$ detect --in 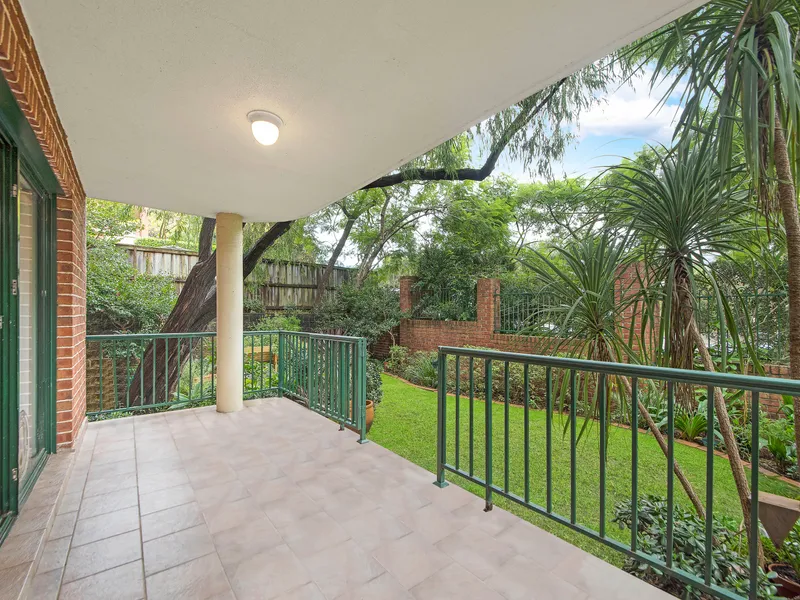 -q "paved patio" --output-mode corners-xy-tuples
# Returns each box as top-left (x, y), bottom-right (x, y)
(25, 398), (670, 599)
